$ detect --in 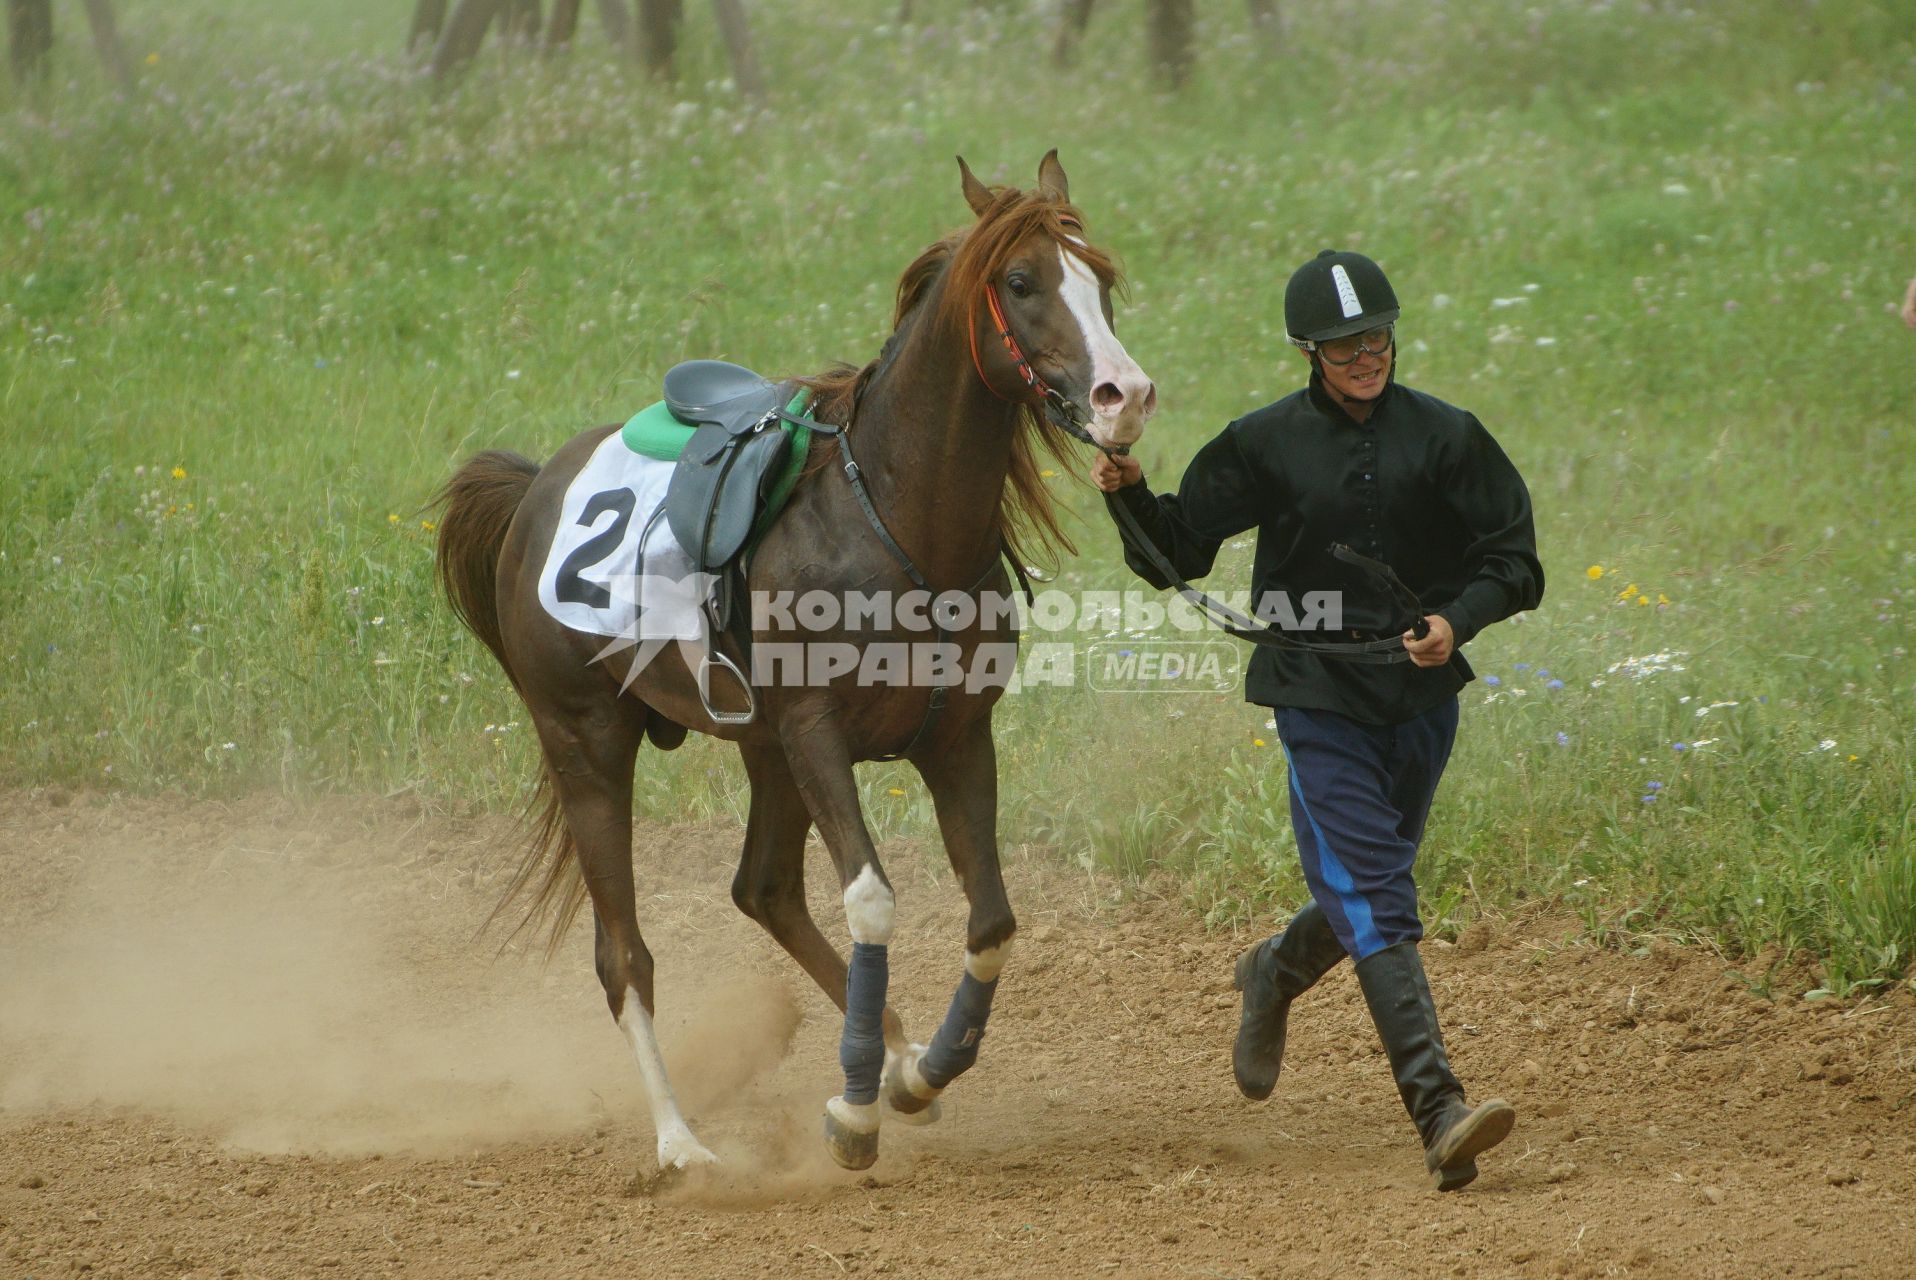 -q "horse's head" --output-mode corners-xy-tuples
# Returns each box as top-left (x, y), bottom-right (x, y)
(953, 150), (1157, 452)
